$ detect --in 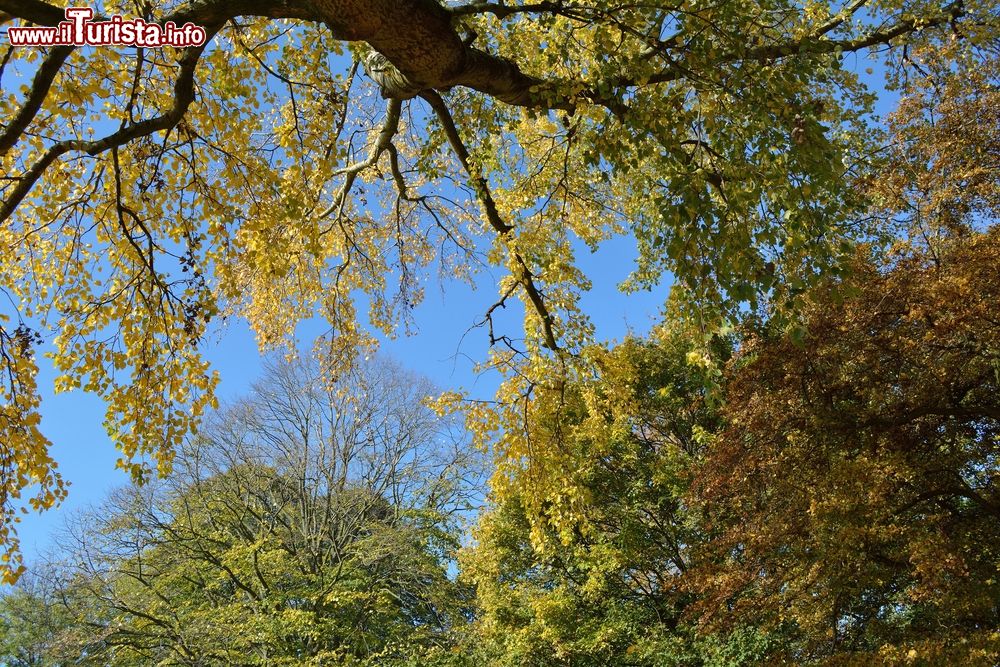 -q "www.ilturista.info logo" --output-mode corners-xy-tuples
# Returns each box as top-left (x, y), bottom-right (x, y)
(6, 7), (207, 47)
